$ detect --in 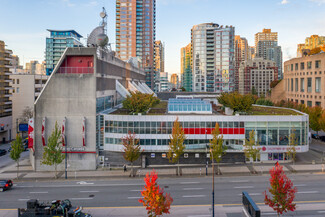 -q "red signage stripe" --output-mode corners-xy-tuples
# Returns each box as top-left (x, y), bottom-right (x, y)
(62, 151), (96, 154)
(183, 128), (245, 135)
